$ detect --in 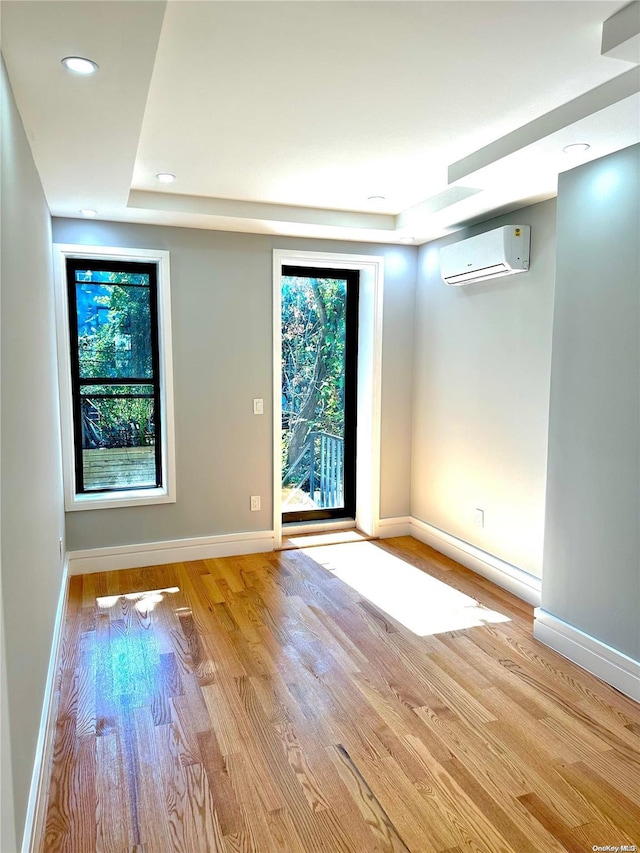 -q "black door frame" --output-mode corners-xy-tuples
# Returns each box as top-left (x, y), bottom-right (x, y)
(281, 265), (359, 523)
